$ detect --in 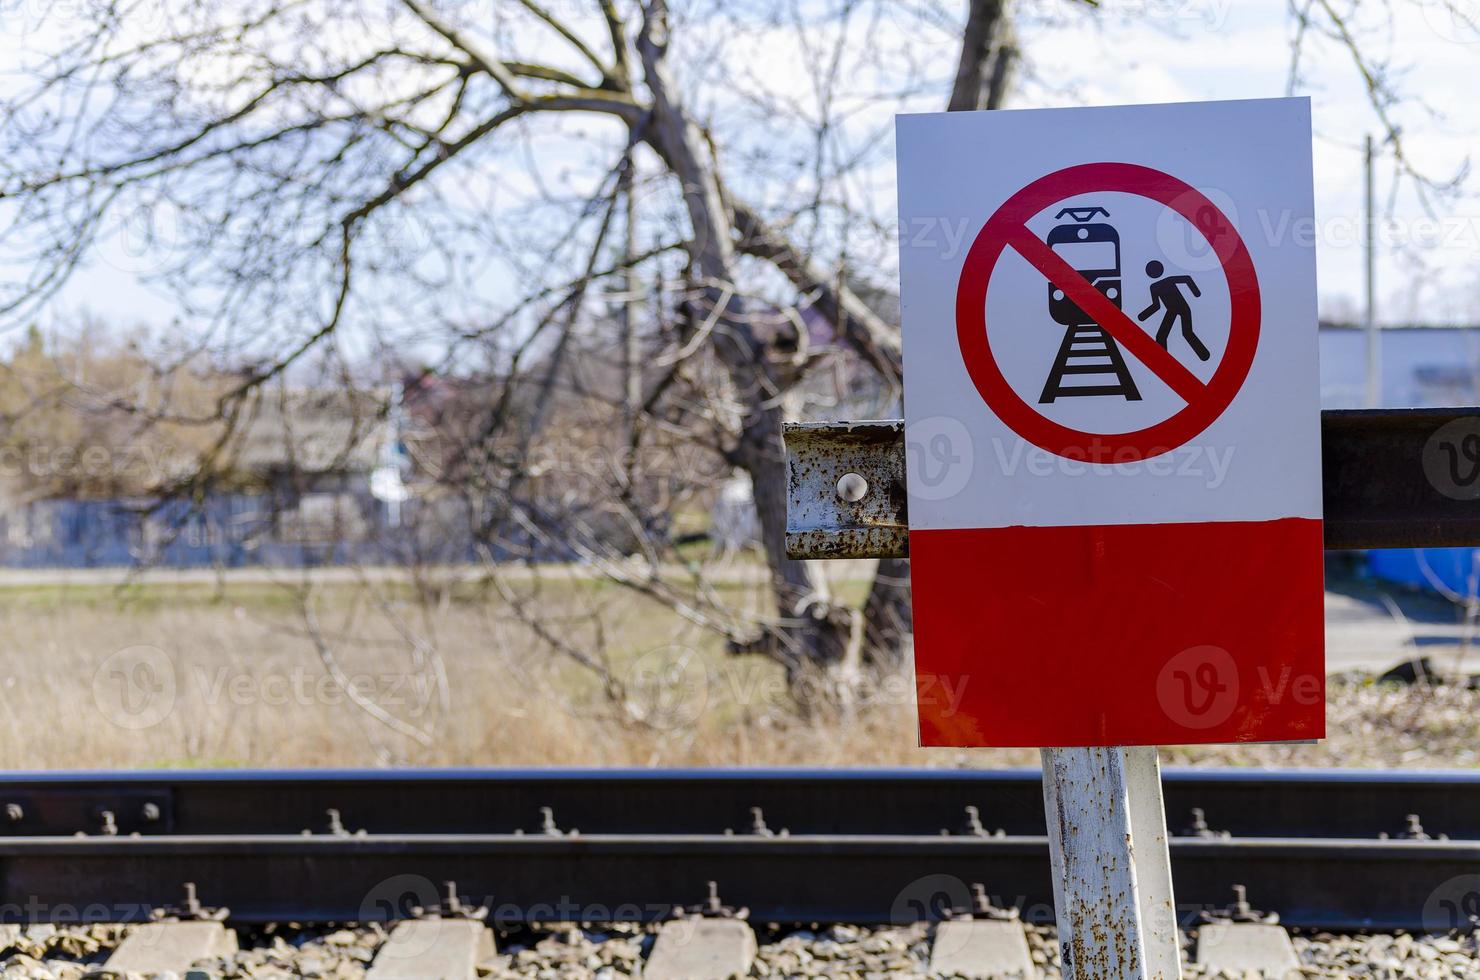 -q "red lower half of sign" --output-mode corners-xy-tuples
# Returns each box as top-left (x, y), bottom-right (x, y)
(910, 517), (1325, 747)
